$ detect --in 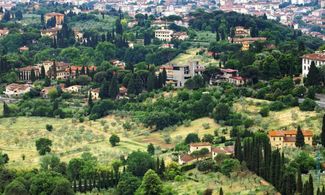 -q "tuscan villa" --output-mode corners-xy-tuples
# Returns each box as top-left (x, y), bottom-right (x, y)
(268, 130), (313, 148)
